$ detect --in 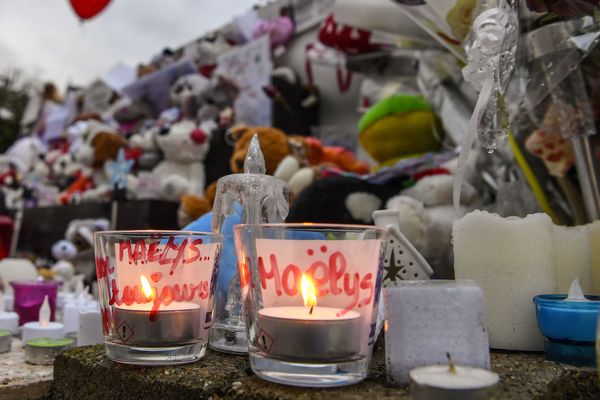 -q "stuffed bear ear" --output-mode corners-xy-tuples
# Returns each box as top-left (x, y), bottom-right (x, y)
(228, 125), (250, 142)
